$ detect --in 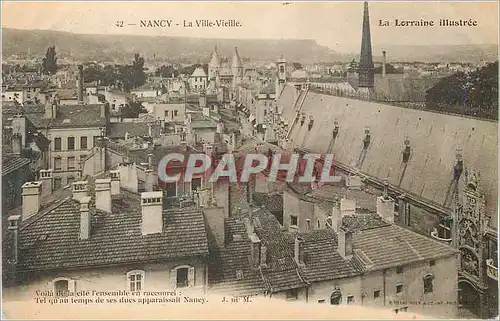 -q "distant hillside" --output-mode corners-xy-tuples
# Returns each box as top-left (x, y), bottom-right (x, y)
(372, 44), (498, 63)
(2, 28), (345, 64)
